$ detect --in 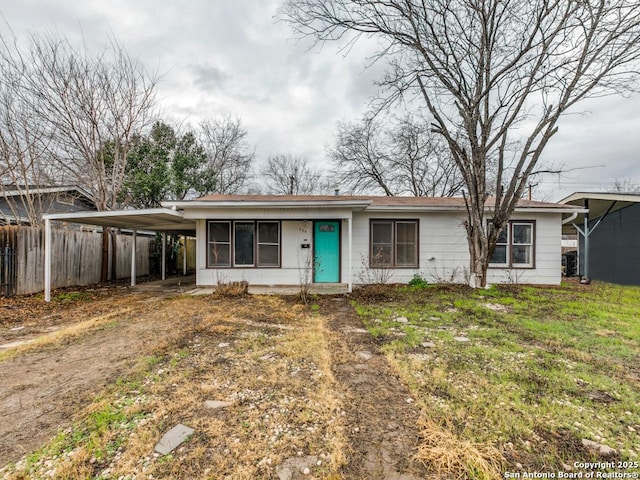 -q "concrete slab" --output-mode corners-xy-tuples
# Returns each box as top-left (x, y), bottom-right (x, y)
(185, 283), (349, 296)
(356, 351), (374, 360)
(154, 424), (195, 455)
(204, 400), (232, 410)
(248, 284), (349, 295)
(0, 339), (33, 349)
